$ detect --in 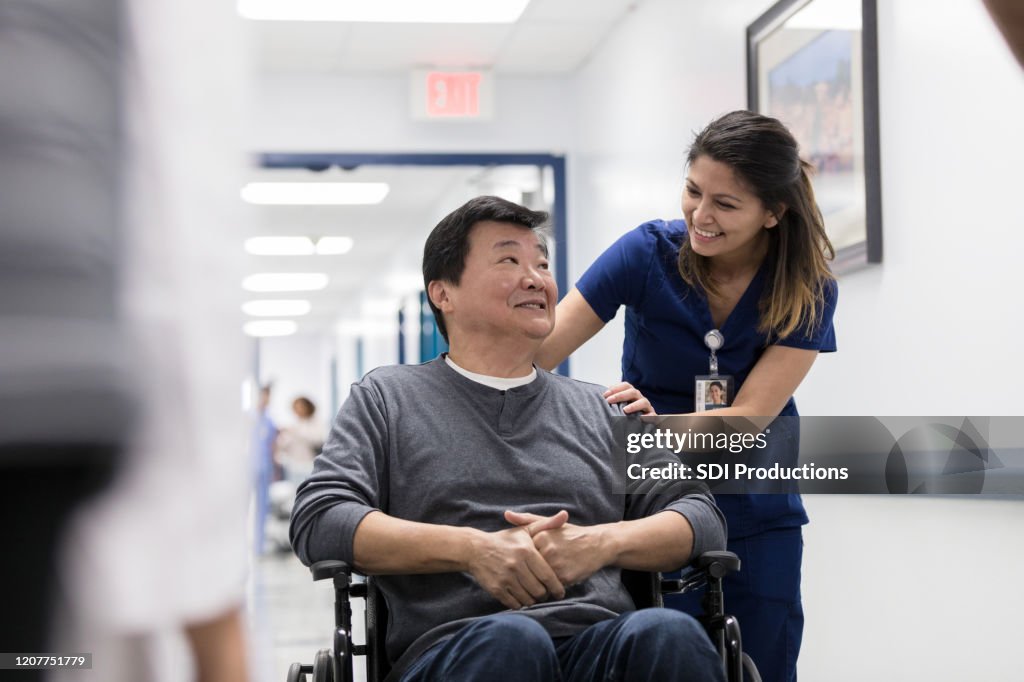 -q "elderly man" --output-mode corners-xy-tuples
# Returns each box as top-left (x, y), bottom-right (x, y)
(290, 196), (727, 682)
